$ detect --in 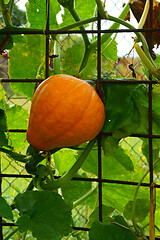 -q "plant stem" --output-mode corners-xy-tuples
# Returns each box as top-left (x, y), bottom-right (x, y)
(134, 42), (158, 75)
(138, 0), (149, 29)
(132, 158), (160, 238)
(0, 0), (12, 26)
(9, 0), (14, 16)
(132, 168), (149, 238)
(0, 147), (27, 163)
(22, 231), (27, 240)
(79, 0), (130, 73)
(68, 7), (90, 49)
(40, 138), (96, 190)
(54, 36), (61, 75)
(107, 14), (156, 69)
(95, 0), (108, 19)
(4, 228), (18, 240)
